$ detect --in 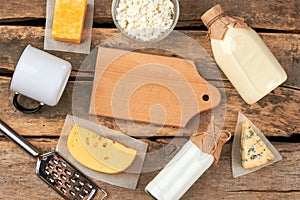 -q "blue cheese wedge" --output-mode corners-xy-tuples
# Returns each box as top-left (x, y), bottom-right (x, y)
(240, 122), (274, 169)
